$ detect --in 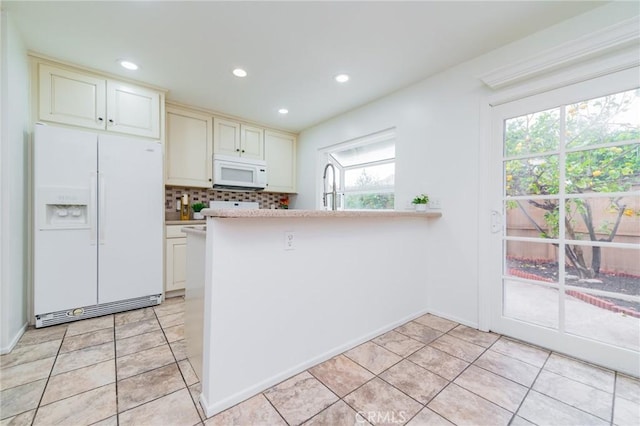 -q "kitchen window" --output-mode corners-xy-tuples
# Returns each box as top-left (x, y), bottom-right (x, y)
(323, 129), (395, 210)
